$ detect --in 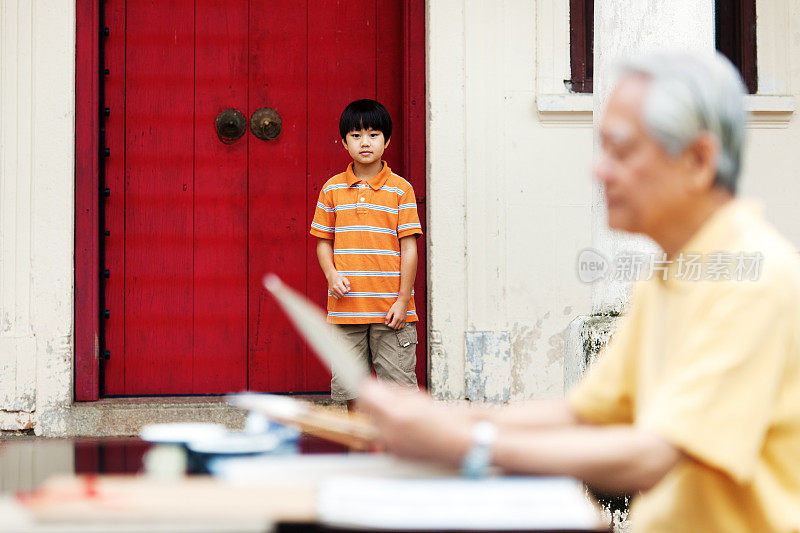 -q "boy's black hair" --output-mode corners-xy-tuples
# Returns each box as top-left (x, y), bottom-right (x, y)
(339, 99), (392, 142)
